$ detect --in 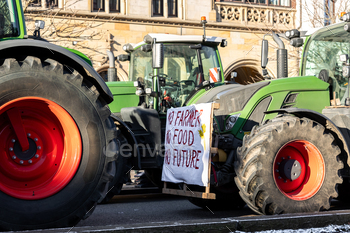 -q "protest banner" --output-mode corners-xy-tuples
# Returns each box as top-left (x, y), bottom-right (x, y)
(161, 103), (218, 199)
